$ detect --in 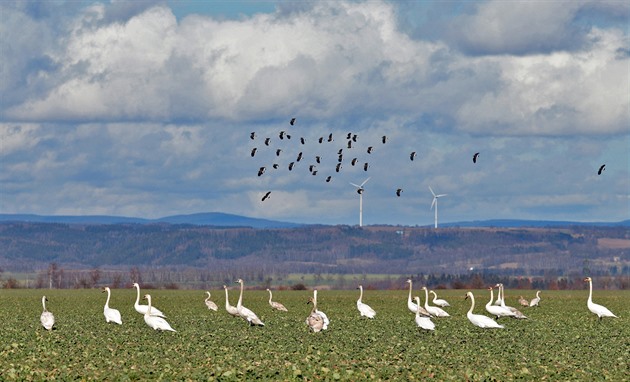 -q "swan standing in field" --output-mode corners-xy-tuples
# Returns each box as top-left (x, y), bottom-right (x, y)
(102, 287), (122, 324)
(356, 285), (376, 318)
(430, 290), (450, 307)
(266, 289), (288, 311)
(414, 296), (435, 331)
(235, 279), (264, 326)
(529, 291), (541, 307)
(493, 285), (504, 306)
(204, 291), (218, 311)
(313, 289), (330, 330)
(422, 287), (450, 317)
(223, 285), (240, 317)
(132, 283), (166, 317)
(40, 296), (55, 331)
(497, 284), (527, 319)
(584, 277), (617, 320)
(143, 294), (176, 332)
(406, 279), (431, 317)
(465, 292), (504, 329)
(306, 297), (324, 332)
(485, 287), (515, 320)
